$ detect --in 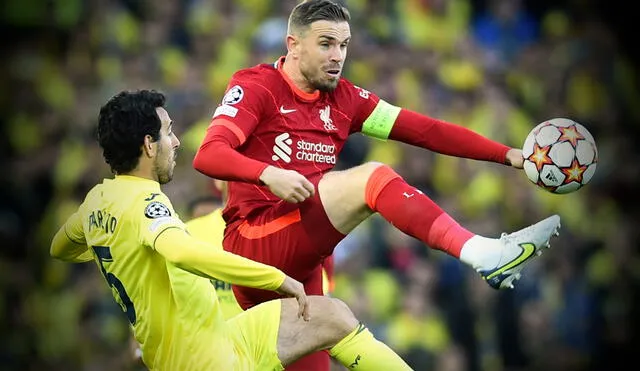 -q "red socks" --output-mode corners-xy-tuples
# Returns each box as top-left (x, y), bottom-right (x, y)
(365, 165), (474, 258)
